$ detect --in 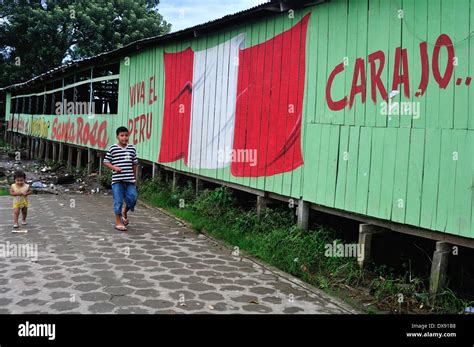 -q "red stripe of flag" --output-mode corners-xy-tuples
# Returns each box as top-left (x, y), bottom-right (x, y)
(158, 47), (194, 164)
(231, 13), (310, 177)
